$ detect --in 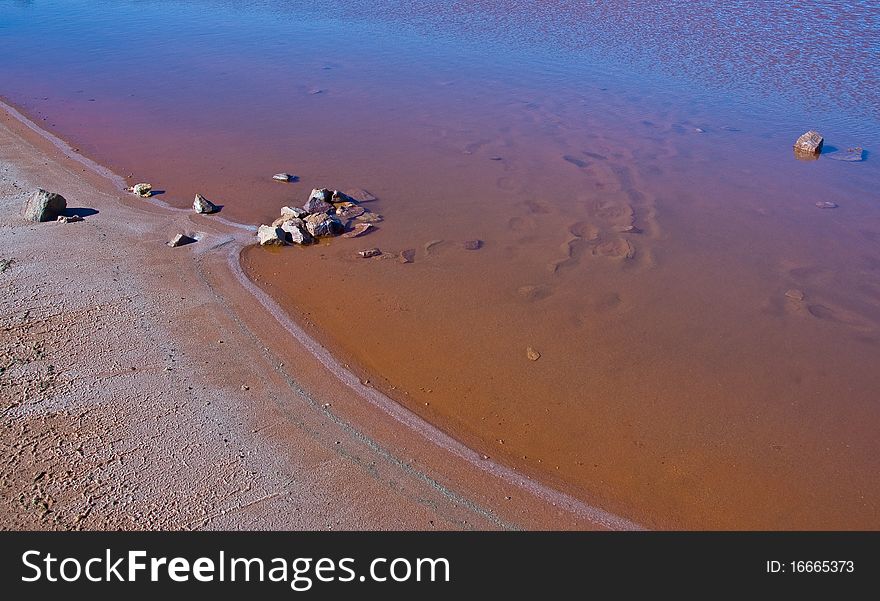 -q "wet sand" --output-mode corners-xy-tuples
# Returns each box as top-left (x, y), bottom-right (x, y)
(0, 101), (635, 531)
